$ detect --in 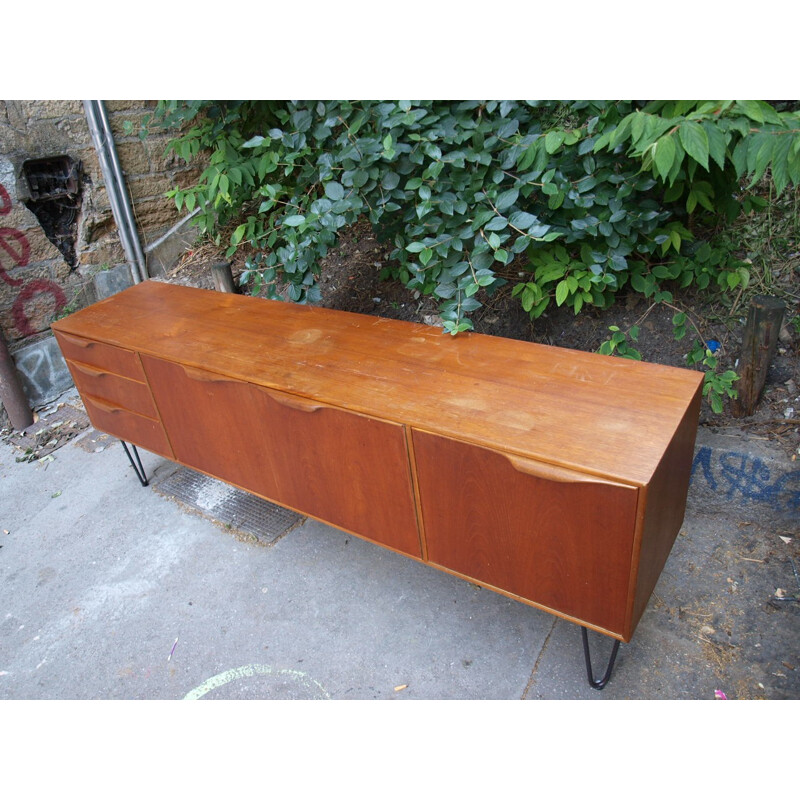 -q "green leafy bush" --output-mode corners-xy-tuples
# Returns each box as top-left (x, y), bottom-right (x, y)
(143, 100), (800, 408)
(148, 100), (799, 328)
